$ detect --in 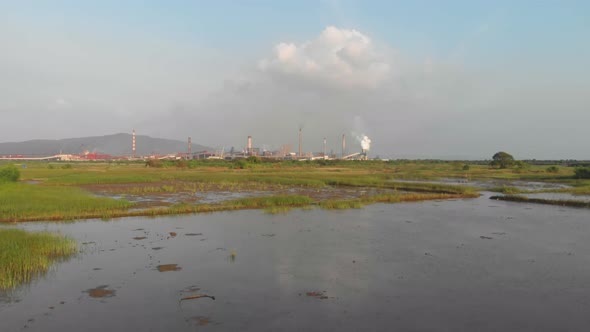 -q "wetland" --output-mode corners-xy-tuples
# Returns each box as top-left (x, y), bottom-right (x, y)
(1, 161), (590, 331)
